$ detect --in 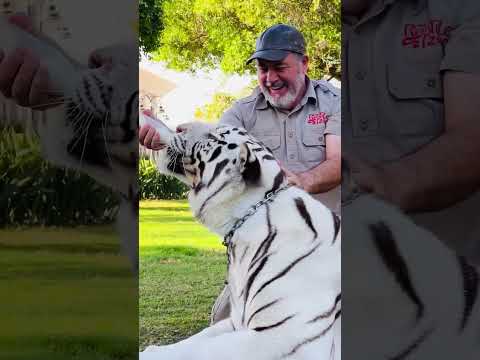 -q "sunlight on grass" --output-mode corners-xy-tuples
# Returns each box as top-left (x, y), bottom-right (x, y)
(140, 200), (227, 349)
(0, 226), (137, 360)
(140, 200), (224, 251)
